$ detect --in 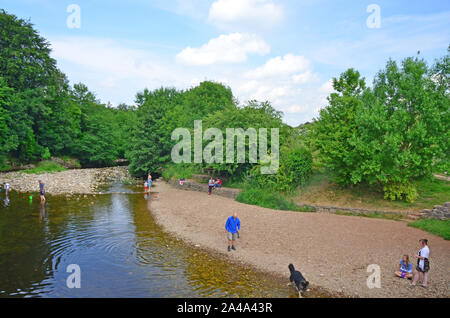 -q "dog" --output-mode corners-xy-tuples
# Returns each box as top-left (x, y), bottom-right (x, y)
(288, 264), (309, 297)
